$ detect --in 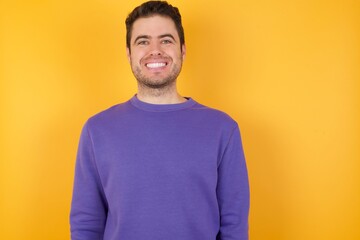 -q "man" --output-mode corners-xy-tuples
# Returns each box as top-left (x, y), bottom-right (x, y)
(70, 1), (250, 240)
